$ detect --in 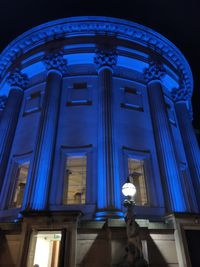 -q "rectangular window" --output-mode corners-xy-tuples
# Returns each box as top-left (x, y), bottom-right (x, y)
(121, 86), (144, 111)
(23, 91), (42, 116)
(66, 80), (92, 106)
(128, 158), (148, 205)
(10, 161), (30, 208)
(73, 82), (87, 89)
(27, 231), (62, 267)
(63, 155), (87, 205)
